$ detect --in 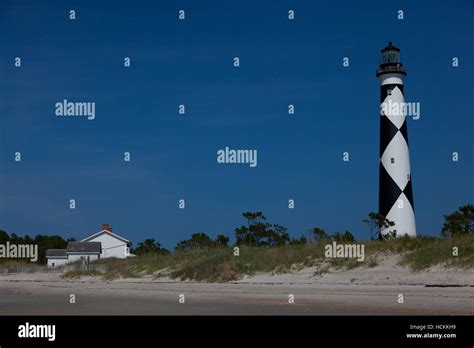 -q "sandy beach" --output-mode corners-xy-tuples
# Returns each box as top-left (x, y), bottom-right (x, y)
(1, 257), (473, 315)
